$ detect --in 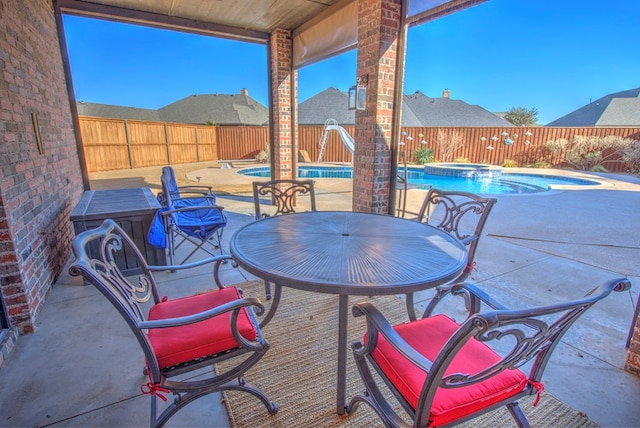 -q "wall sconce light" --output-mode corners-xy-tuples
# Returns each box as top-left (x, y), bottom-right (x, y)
(348, 74), (368, 111)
